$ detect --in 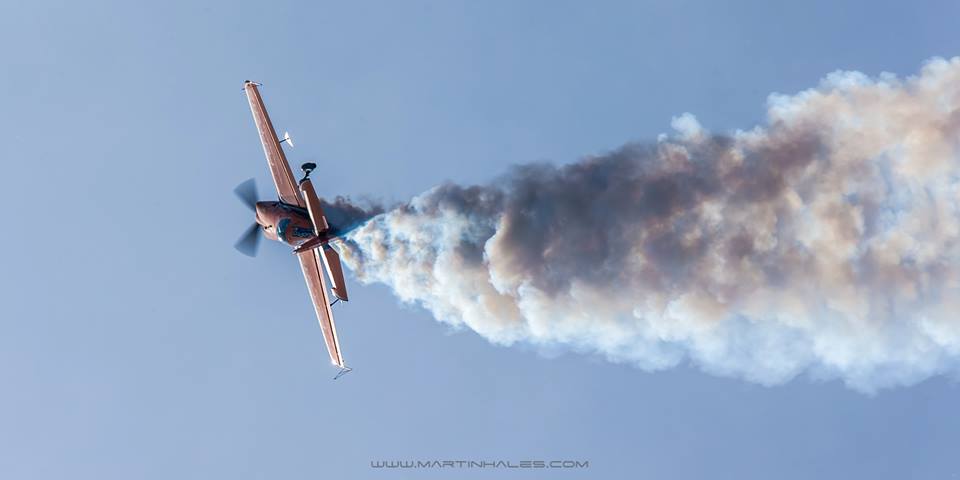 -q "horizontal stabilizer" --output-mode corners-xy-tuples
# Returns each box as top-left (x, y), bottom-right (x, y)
(321, 247), (349, 301)
(298, 178), (330, 233)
